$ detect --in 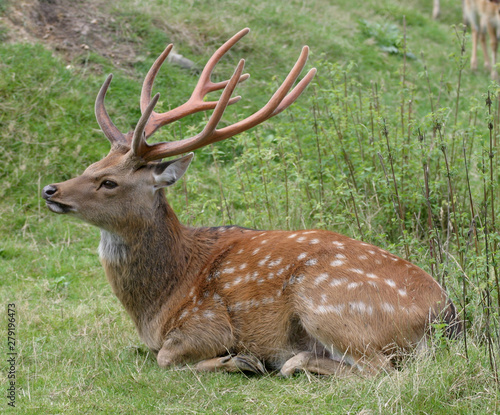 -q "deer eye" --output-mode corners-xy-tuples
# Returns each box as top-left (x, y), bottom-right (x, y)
(100, 180), (118, 190)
